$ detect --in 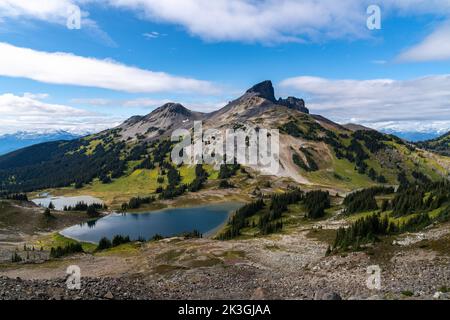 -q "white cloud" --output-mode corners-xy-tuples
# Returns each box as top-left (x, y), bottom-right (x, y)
(121, 98), (225, 111)
(0, 93), (121, 134)
(186, 101), (227, 113)
(71, 96), (226, 112)
(0, 0), (75, 22)
(102, 0), (370, 43)
(121, 98), (171, 108)
(23, 92), (50, 100)
(279, 74), (450, 132)
(70, 98), (112, 106)
(0, 0), (117, 46)
(2, 0), (450, 46)
(368, 121), (450, 134)
(143, 31), (166, 39)
(0, 42), (218, 94)
(71, 97), (184, 108)
(99, 0), (450, 44)
(2, 0), (450, 48)
(381, 0), (450, 15)
(71, 97), (169, 108)
(397, 22), (450, 62)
